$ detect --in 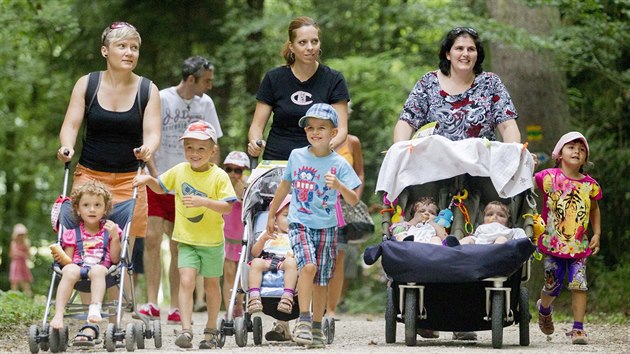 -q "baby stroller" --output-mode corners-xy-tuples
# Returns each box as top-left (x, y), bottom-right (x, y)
(219, 161), (335, 347)
(28, 161), (161, 353)
(365, 136), (537, 348)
